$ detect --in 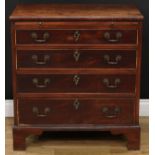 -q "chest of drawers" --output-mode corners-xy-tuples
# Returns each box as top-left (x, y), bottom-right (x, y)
(10, 4), (143, 150)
